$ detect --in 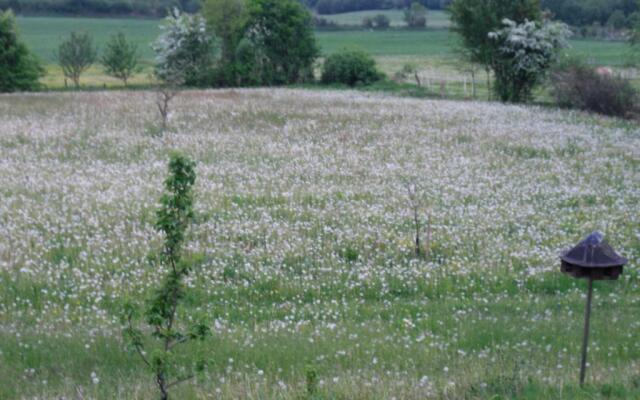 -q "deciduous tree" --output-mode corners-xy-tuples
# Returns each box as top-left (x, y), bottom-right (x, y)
(0, 10), (43, 92)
